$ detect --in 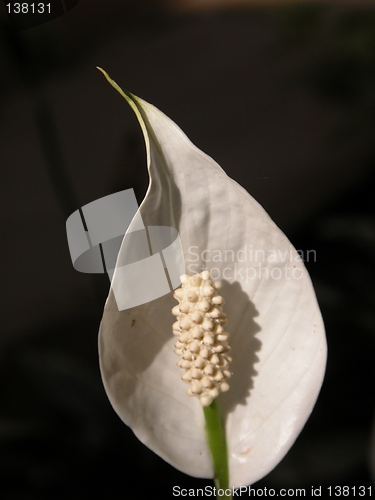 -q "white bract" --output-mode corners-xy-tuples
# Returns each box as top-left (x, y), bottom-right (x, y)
(98, 74), (327, 487)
